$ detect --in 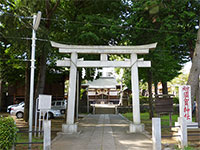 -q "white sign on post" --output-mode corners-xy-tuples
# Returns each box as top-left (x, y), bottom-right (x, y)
(179, 85), (192, 123)
(38, 94), (52, 110)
